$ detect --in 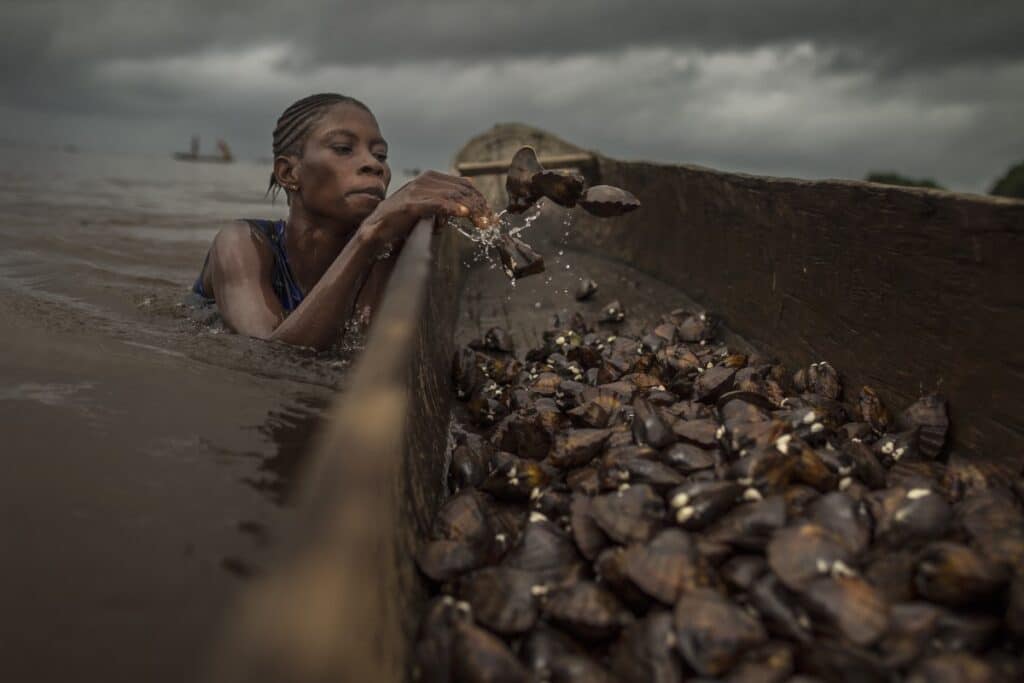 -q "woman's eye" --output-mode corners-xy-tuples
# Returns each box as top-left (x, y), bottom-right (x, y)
(375, 154), (388, 162)
(332, 145), (352, 154)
